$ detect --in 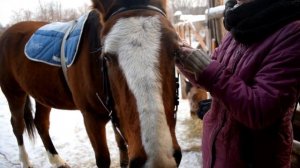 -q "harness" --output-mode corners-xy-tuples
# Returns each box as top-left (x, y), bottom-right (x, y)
(96, 55), (126, 141)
